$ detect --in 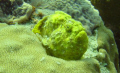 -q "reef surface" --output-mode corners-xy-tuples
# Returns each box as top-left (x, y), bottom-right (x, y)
(0, 0), (119, 73)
